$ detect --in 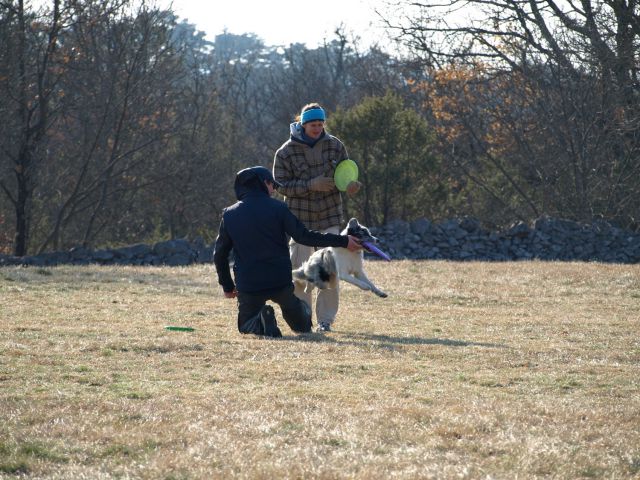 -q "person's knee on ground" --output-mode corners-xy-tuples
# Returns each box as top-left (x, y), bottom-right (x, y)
(287, 298), (312, 333)
(237, 296), (282, 338)
(276, 287), (312, 334)
(259, 305), (282, 338)
(238, 309), (262, 335)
